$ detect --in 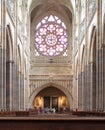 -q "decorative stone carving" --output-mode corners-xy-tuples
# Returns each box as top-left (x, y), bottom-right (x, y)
(79, 19), (85, 43)
(29, 75), (73, 96)
(88, 0), (96, 24)
(17, 17), (23, 41)
(80, 0), (86, 23)
(6, 0), (15, 21)
(74, 37), (78, 51)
